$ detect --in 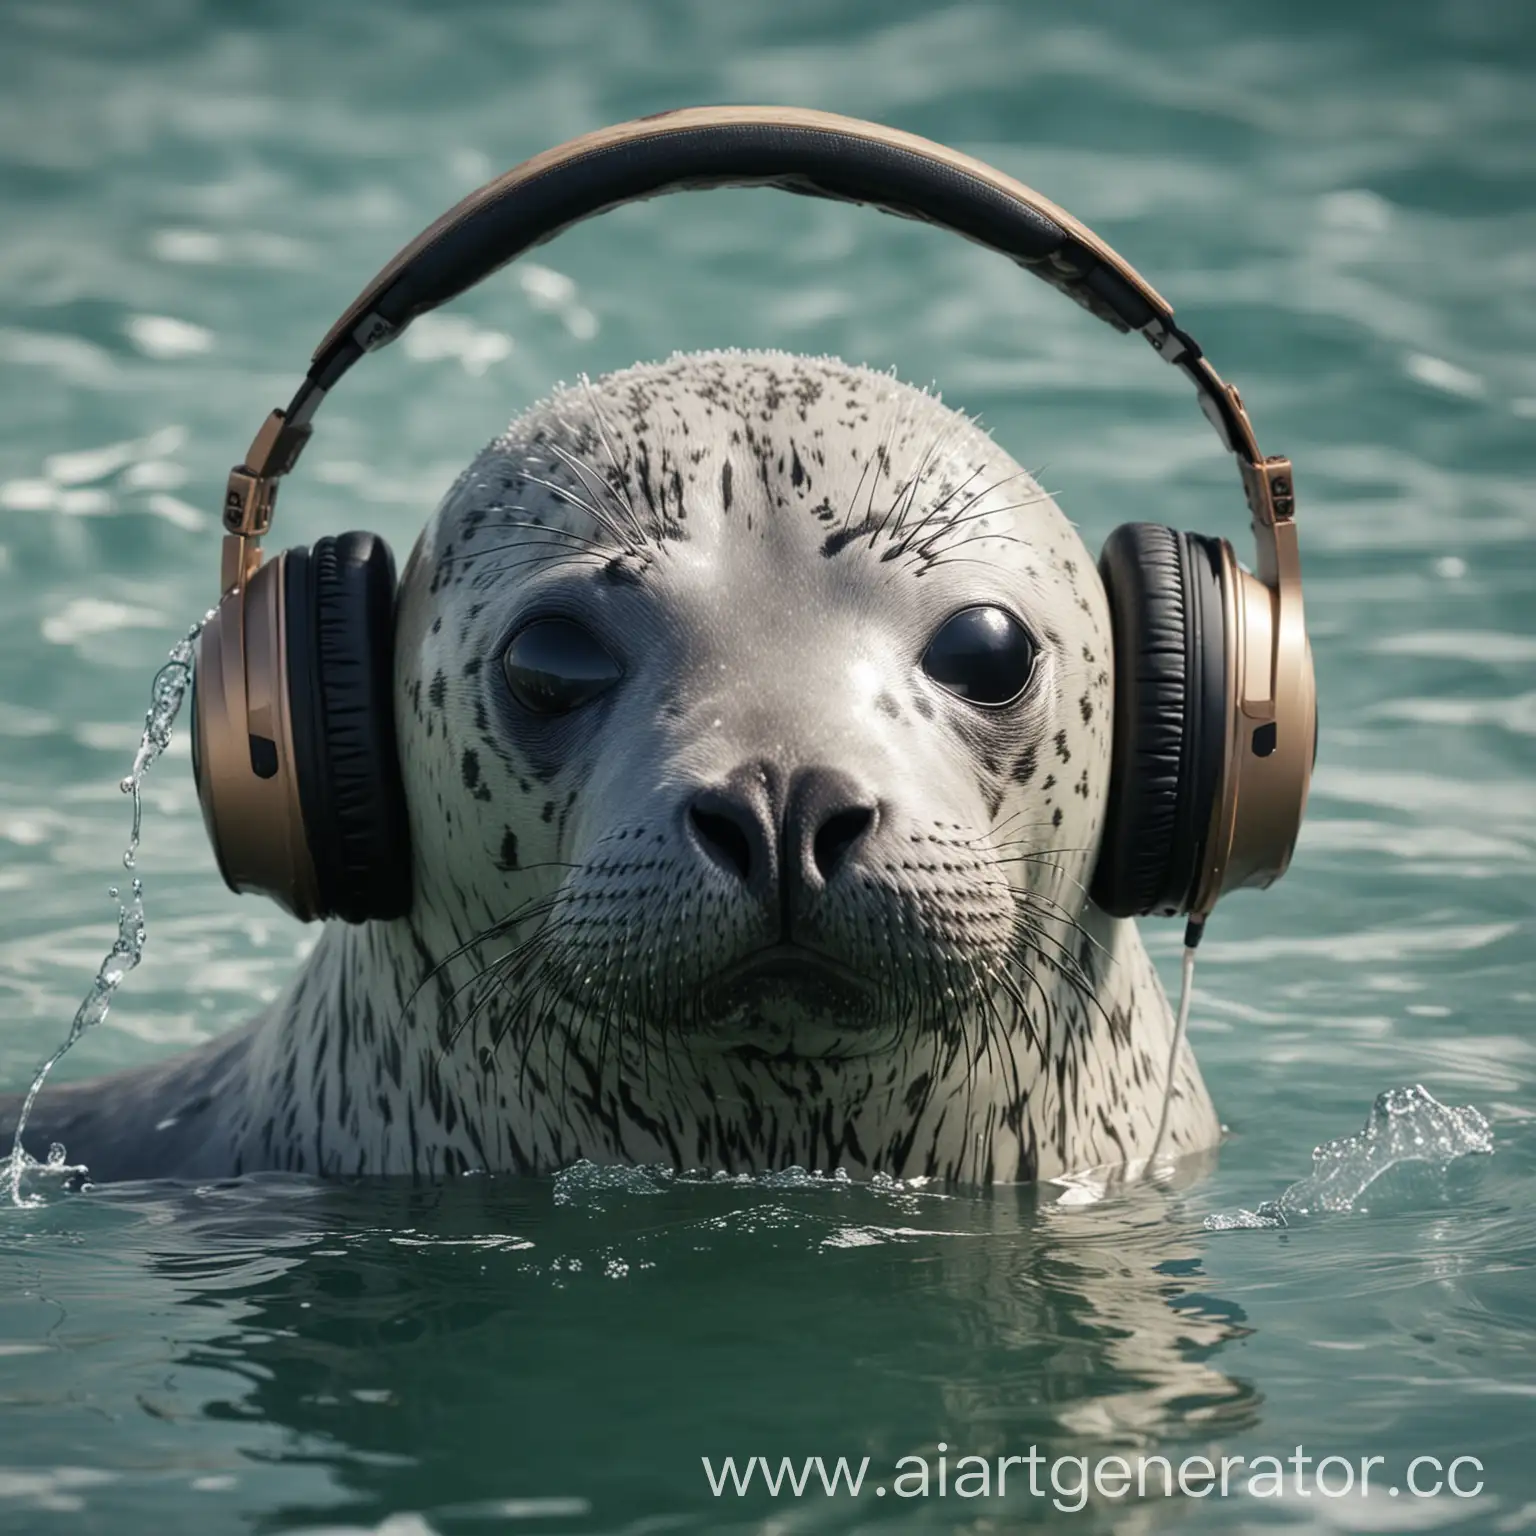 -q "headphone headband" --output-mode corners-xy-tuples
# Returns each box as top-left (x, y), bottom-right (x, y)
(311, 106), (1176, 379)
(222, 106), (1293, 566)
